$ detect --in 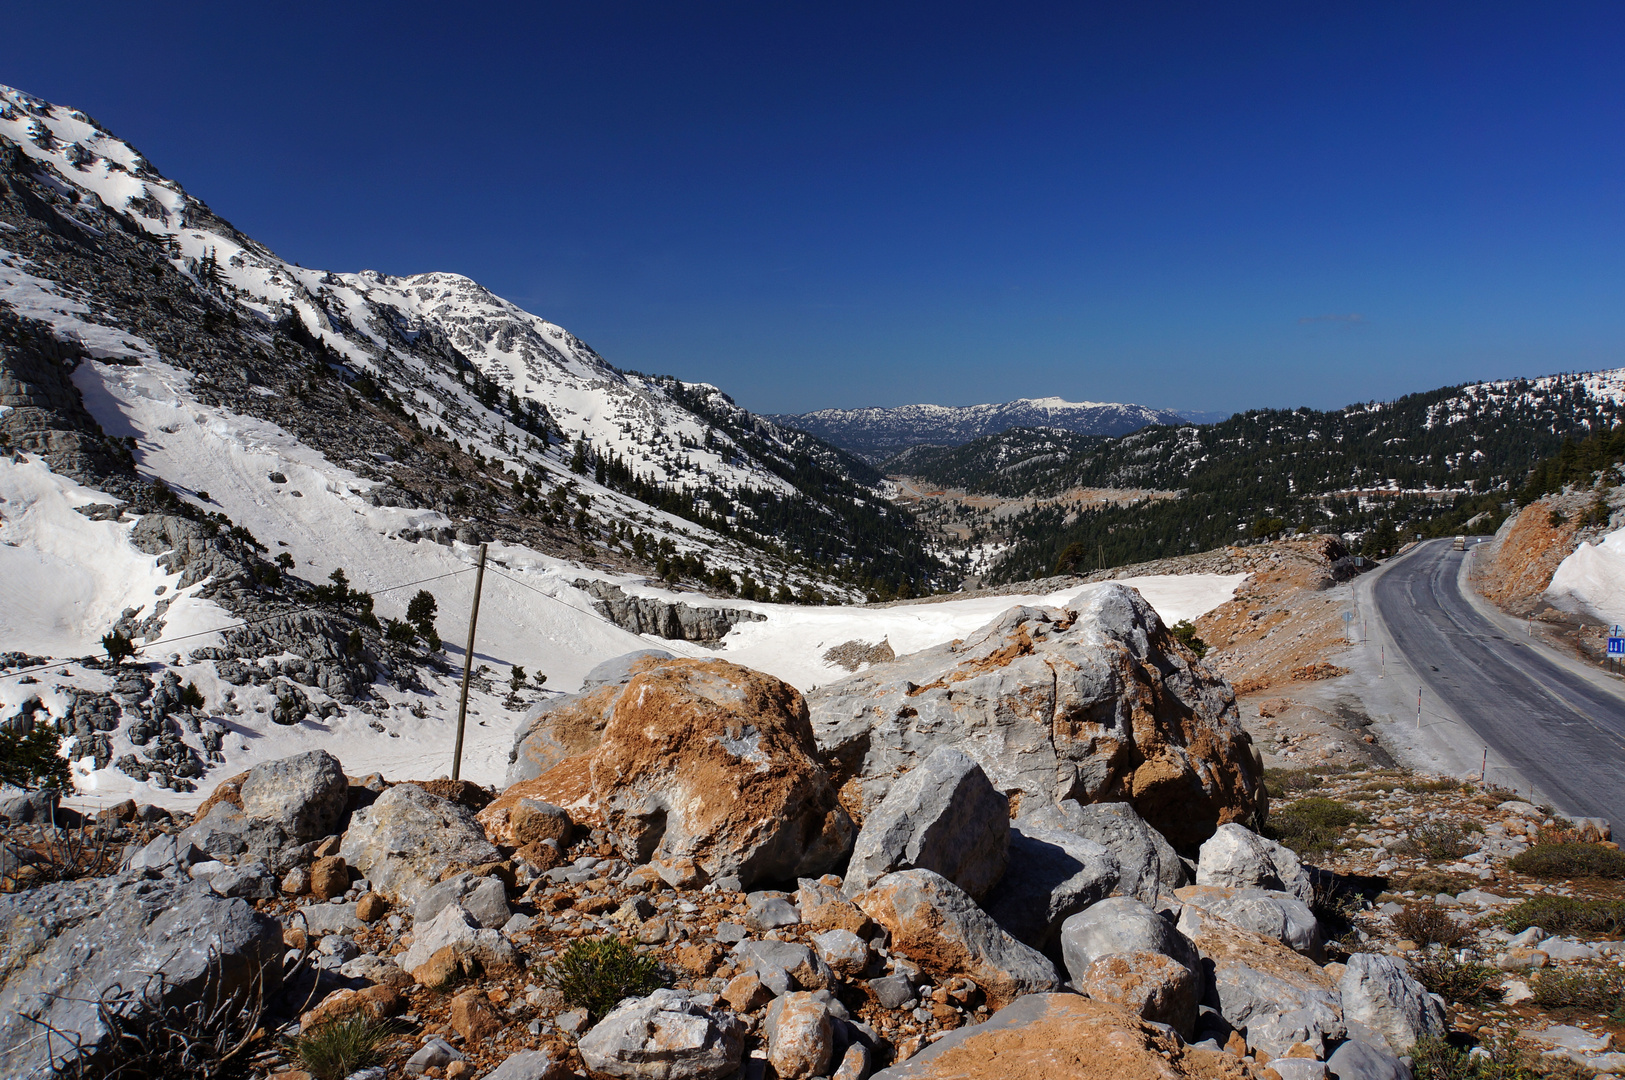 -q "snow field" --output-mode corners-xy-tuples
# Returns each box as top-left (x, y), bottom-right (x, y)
(1547, 527), (1625, 629)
